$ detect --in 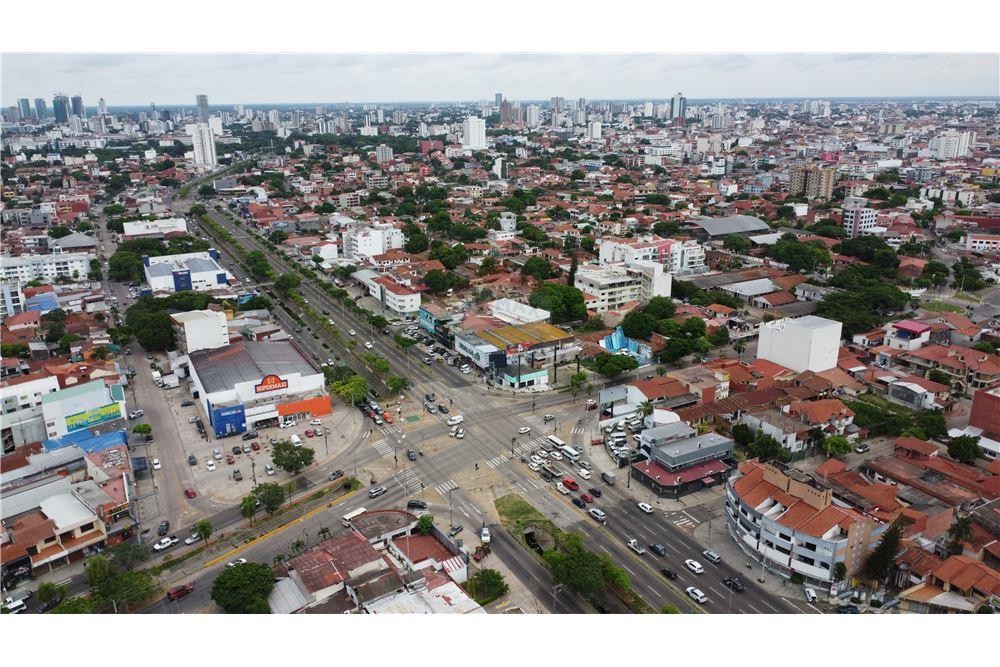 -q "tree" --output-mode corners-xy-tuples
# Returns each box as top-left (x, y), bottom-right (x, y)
(521, 256), (554, 280)
(211, 562), (274, 613)
(245, 250), (273, 280)
(620, 310), (658, 340)
(731, 423), (754, 448)
(708, 326), (730, 347)
(423, 269), (459, 294)
(273, 272), (301, 295)
(469, 568), (509, 603)
(97, 570), (158, 607)
(254, 482), (287, 514)
(746, 433), (790, 463)
(86, 555), (112, 588)
(643, 296), (676, 320)
(477, 257), (498, 276)
(568, 372), (588, 402)
(241, 495), (258, 524)
(833, 562), (848, 583)
(591, 353), (638, 377)
(272, 440), (316, 475)
(822, 435), (852, 457)
(131, 423), (152, 436)
(51, 597), (95, 614)
(543, 533), (604, 595)
(928, 369), (952, 387)
(946, 516), (974, 556)
(330, 375), (368, 404)
(100, 538), (144, 571)
(922, 260), (950, 288)
(128, 309), (174, 351)
(189, 203), (207, 216)
(863, 520), (904, 583)
(723, 234), (751, 253)
(48, 225), (73, 239)
(916, 411), (947, 440)
(660, 604), (681, 614)
(416, 514), (435, 535)
(108, 250), (145, 282)
(198, 184), (216, 197)
(529, 284), (586, 323)
(194, 519), (213, 546)
(404, 233), (429, 253)
(947, 435), (982, 464)
(388, 376), (409, 394)
(37, 582), (68, 605)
